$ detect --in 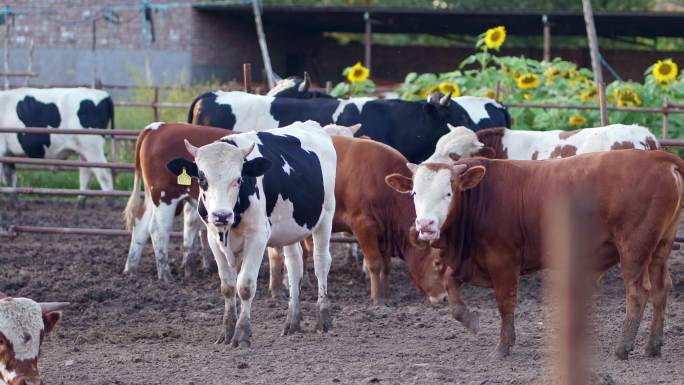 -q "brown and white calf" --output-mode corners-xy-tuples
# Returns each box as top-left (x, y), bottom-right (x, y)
(432, 123), (658, 161)
(386, 150), (683, 359)
(0, 293), (68, 385)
